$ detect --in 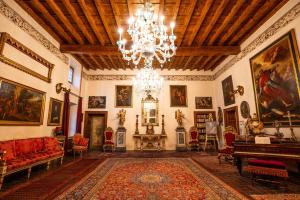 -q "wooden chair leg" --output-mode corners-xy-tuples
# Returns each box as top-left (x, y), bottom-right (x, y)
(46, 161), (51, 170)
(27, 167), (31, 179)
(0, 175), (4, 190)
(60, 157), (64, 165)
(204, 139), (207, 151)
